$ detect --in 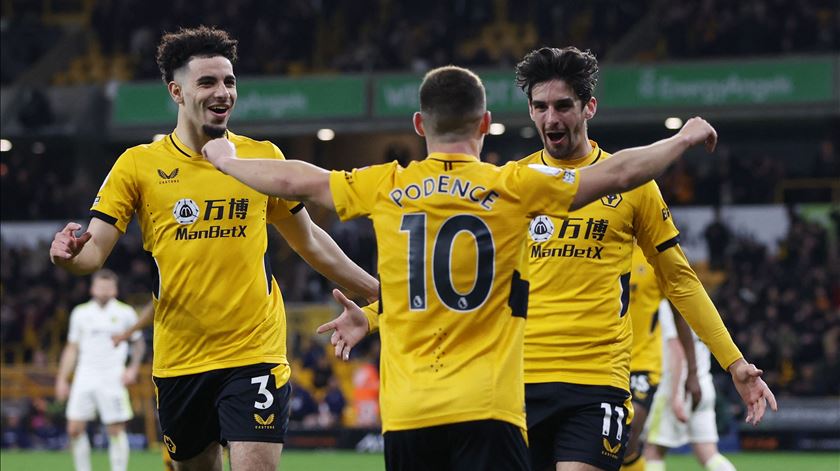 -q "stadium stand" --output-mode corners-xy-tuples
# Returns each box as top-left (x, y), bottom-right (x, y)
(1, 0), (838, 457)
